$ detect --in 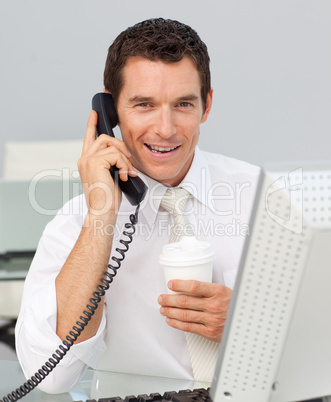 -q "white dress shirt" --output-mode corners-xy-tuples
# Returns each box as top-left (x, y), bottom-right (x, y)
(15, 147), (260, 393)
